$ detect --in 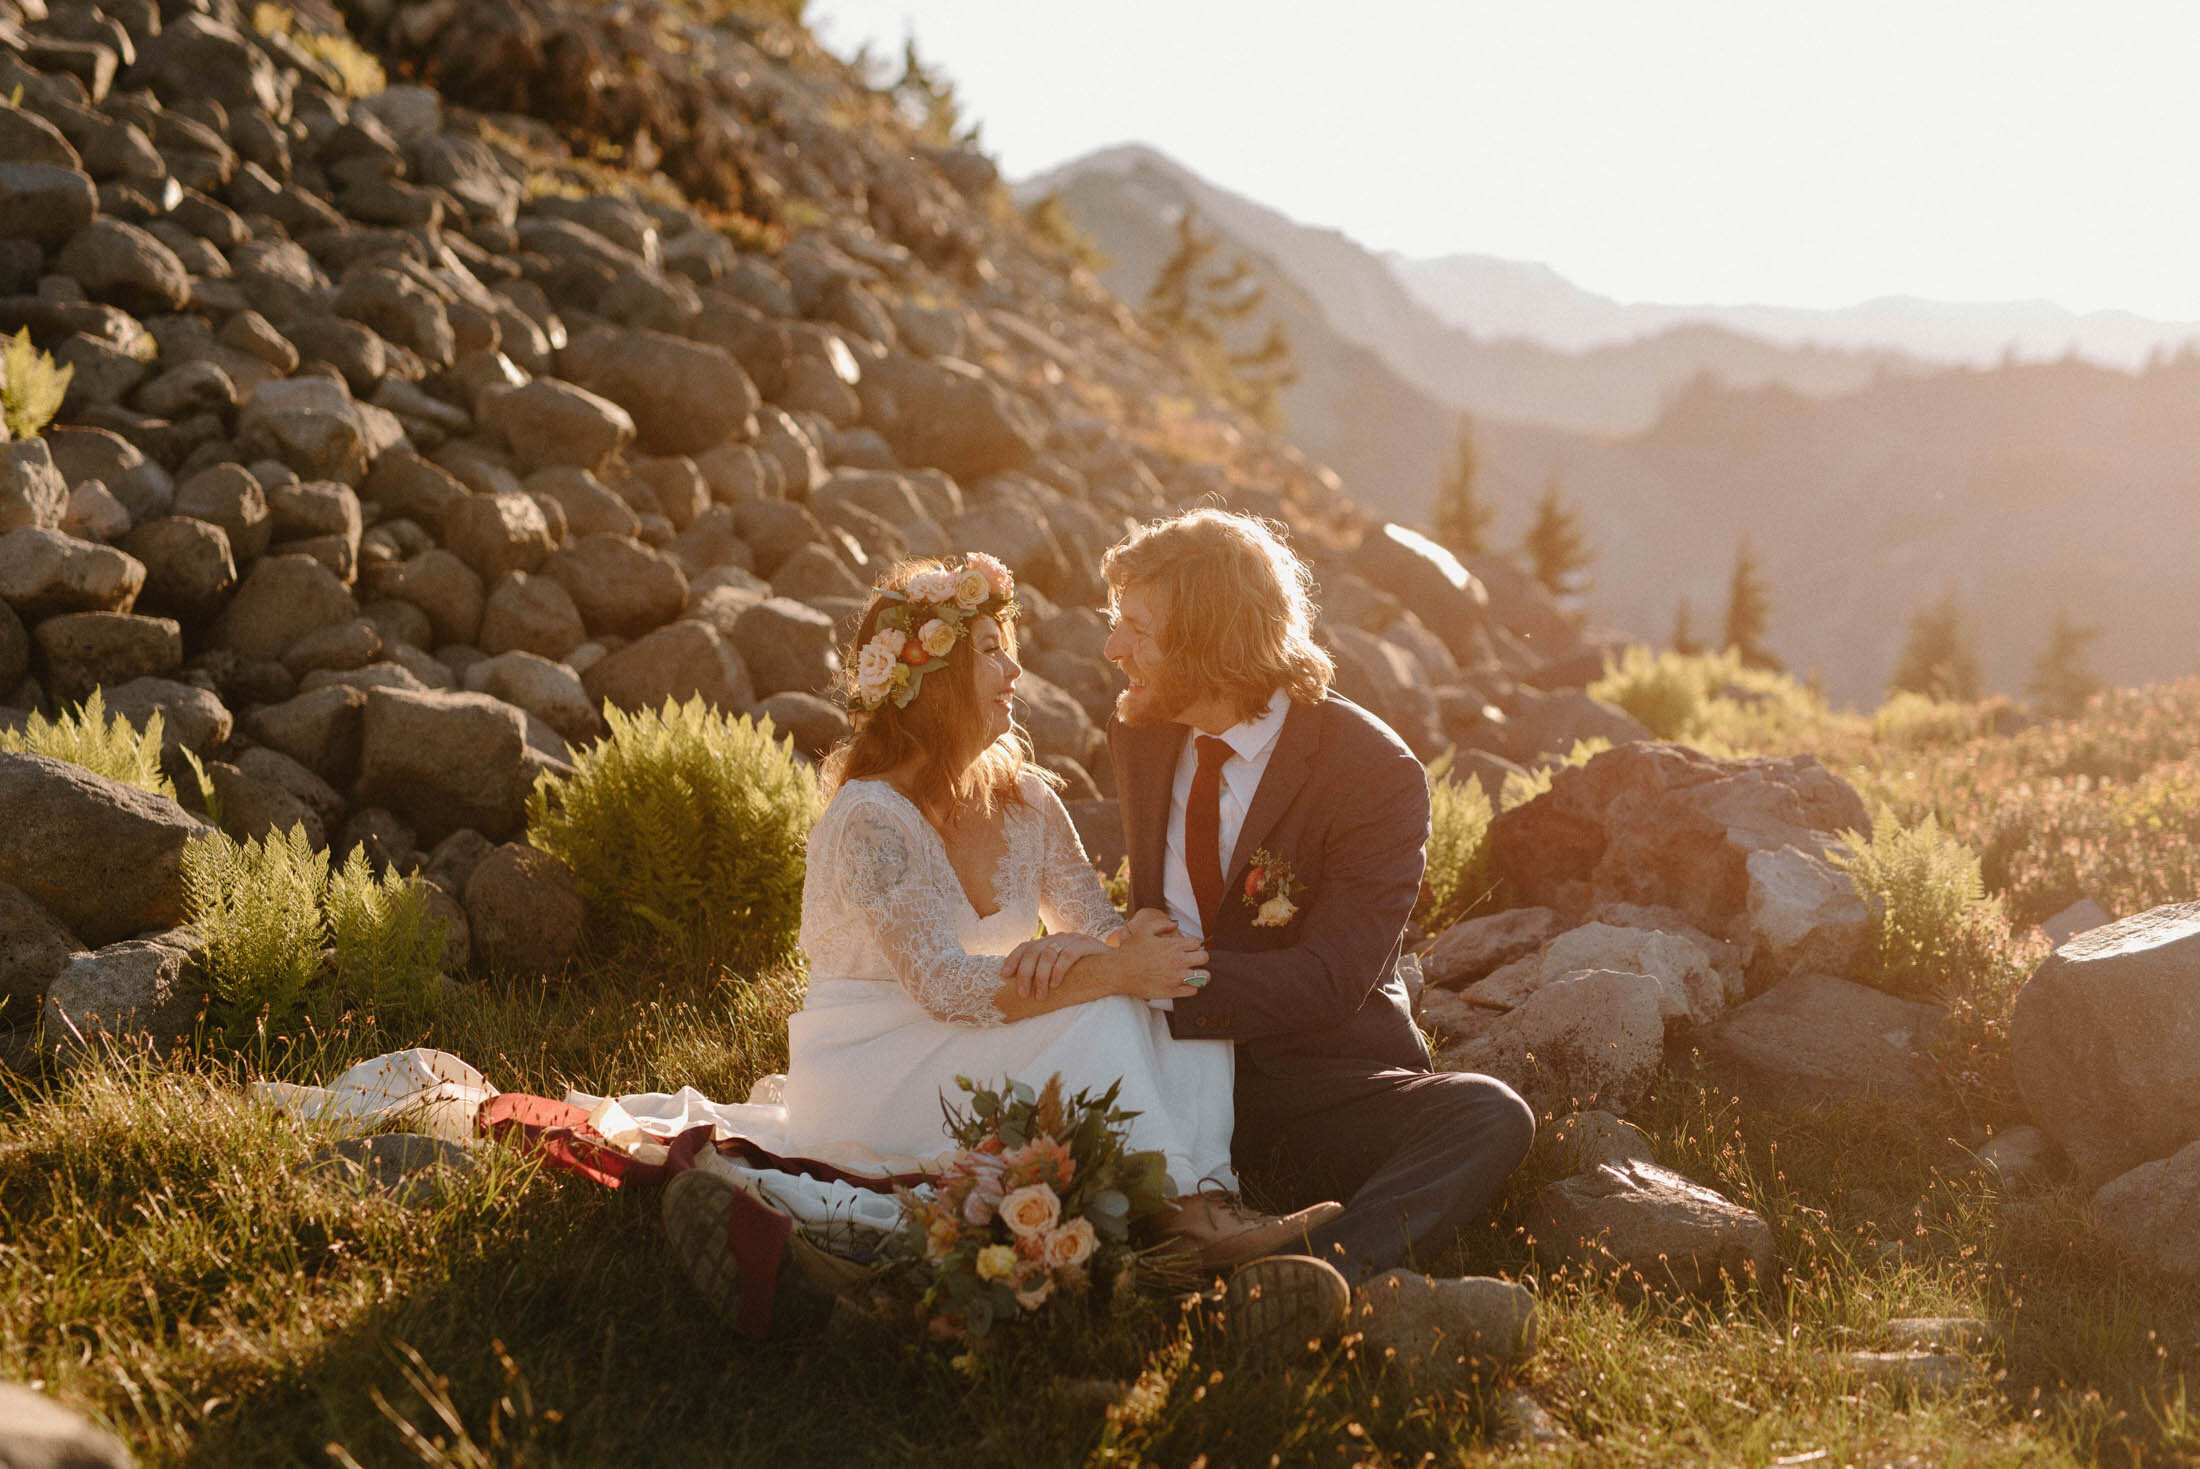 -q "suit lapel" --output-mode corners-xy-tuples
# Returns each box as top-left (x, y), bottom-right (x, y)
(1118, 720), (1184, 913)
(1224, 698), (1320, 894)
